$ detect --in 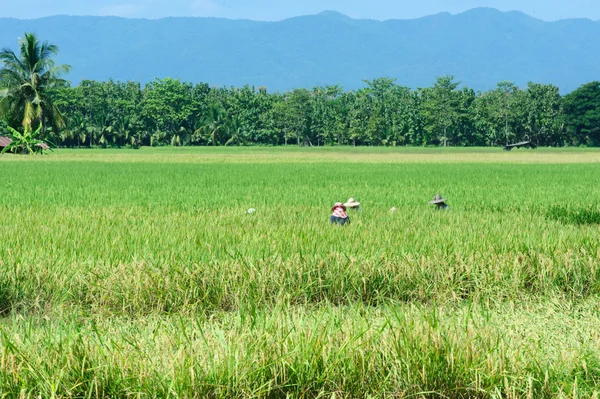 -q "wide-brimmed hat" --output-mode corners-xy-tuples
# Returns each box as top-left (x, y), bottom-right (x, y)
(344, 198), (361, 208)
(429, 194), (447, 205)
(331, 202), (347, 212)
